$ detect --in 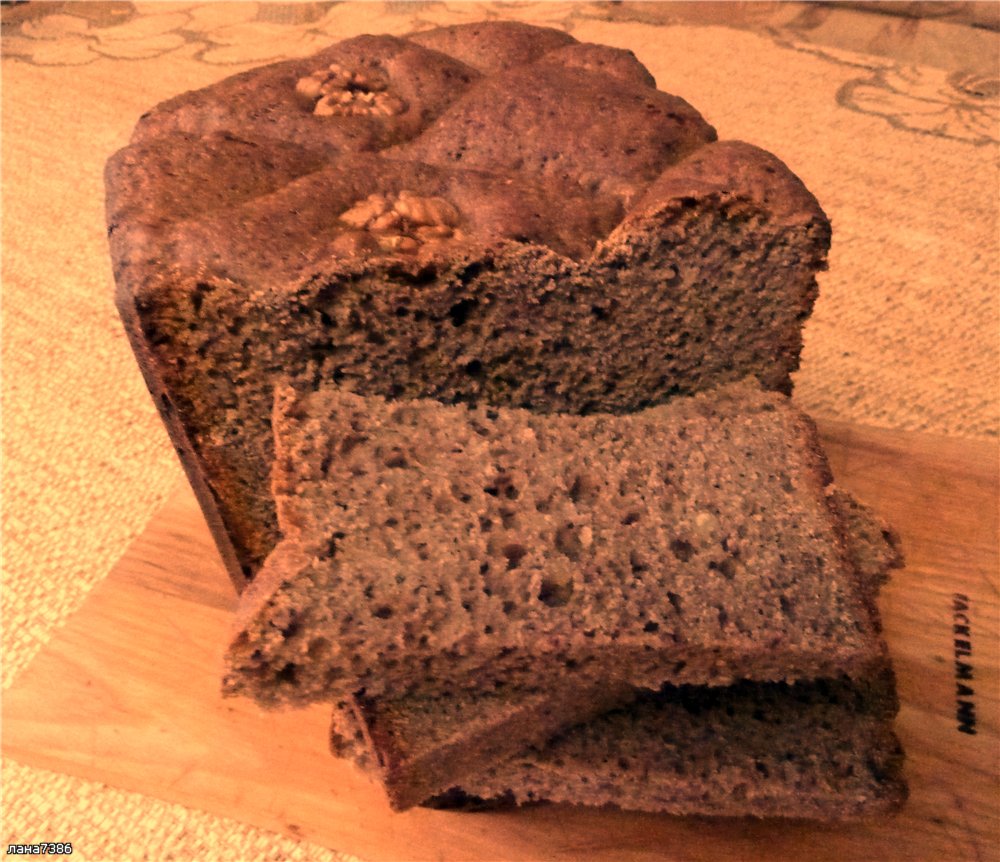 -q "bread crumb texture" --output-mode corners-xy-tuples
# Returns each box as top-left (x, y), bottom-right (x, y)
(223, 379), (881, 706)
